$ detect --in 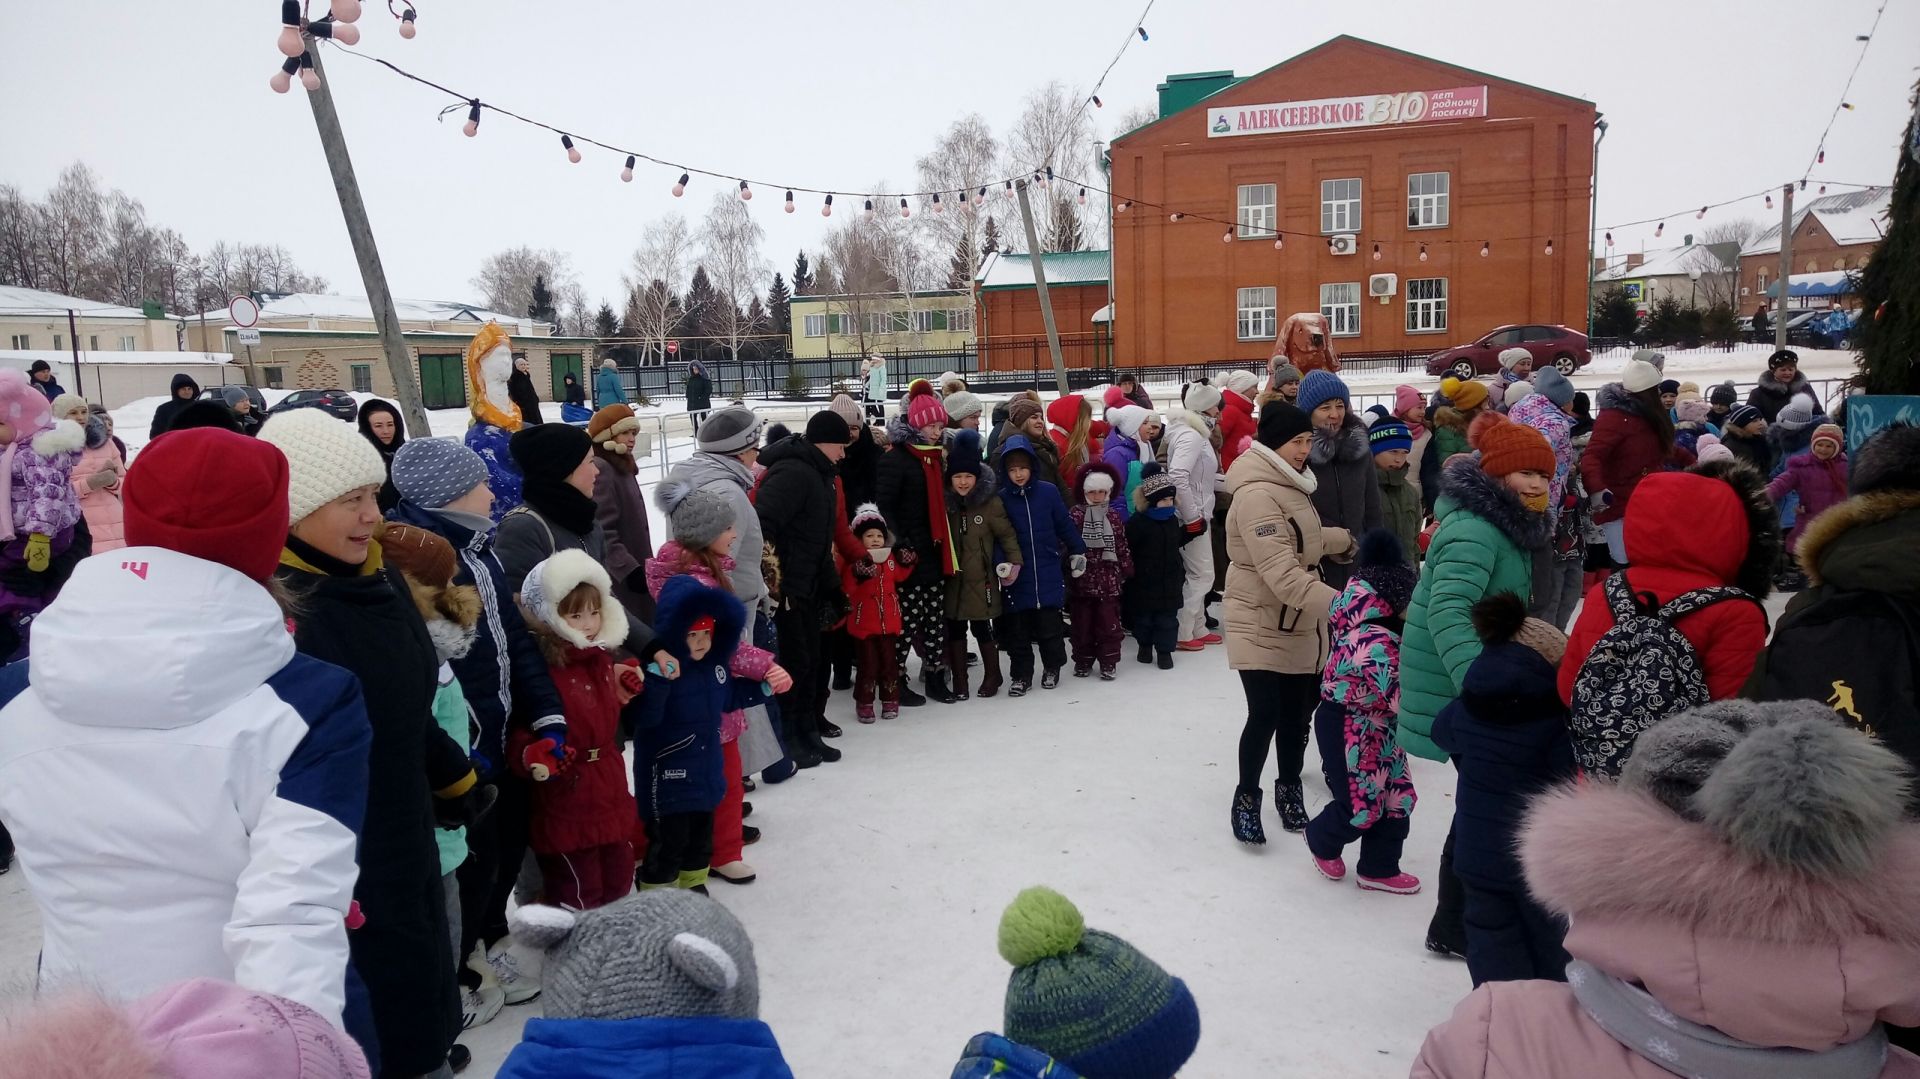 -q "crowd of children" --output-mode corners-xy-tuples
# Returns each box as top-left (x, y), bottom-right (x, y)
(2, 334), (1917, 1078)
